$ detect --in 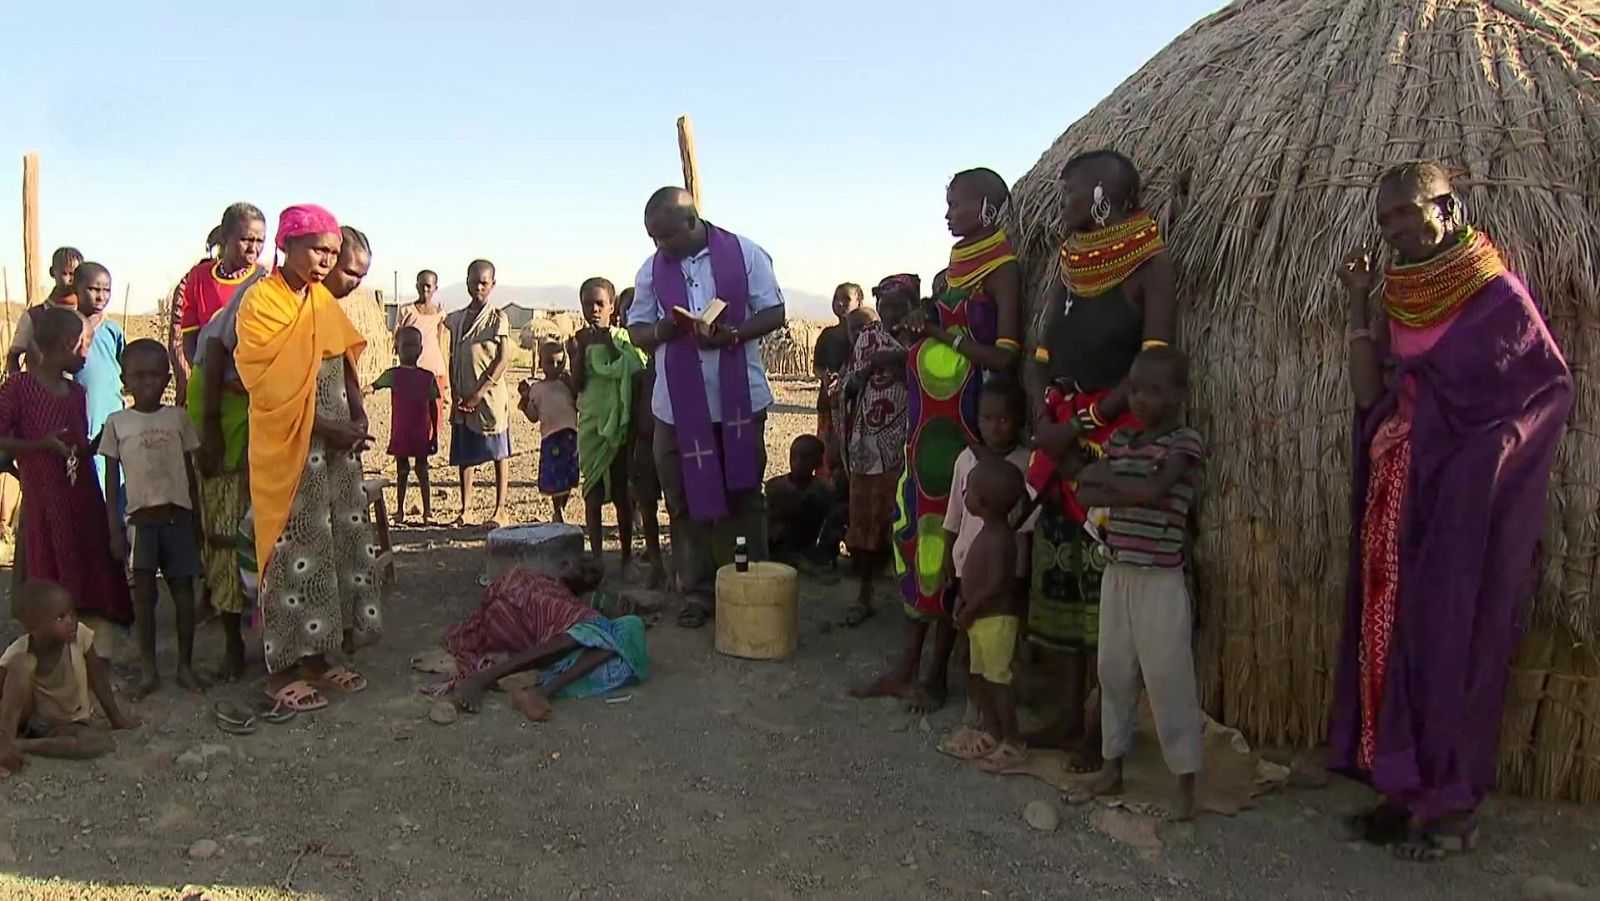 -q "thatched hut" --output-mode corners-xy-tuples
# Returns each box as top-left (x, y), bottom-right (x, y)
(339, 288), (393, 386)
(1010, 0), (1600, 801)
